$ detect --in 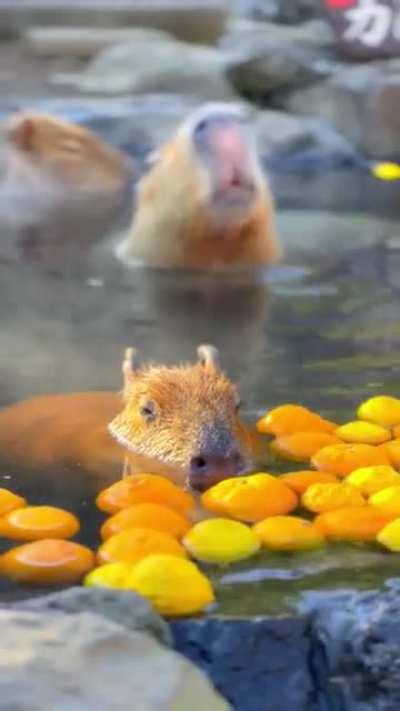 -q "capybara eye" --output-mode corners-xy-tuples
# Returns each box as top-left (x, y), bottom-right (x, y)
(140, 401), (156, 422)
